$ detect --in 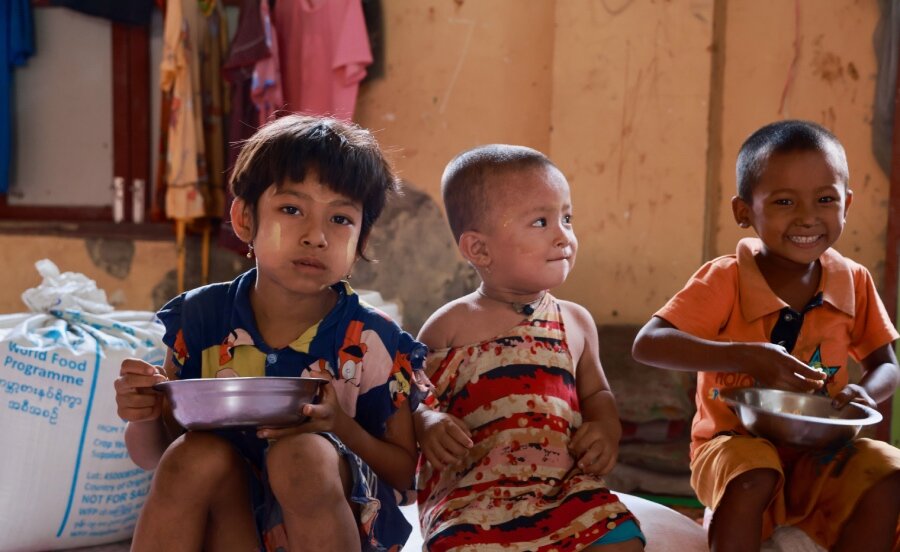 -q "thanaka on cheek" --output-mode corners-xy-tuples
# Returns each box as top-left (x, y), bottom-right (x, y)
(345, 239), (357, 273)
(262, 222), (282, 252)
(271, 222), (281, 251)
